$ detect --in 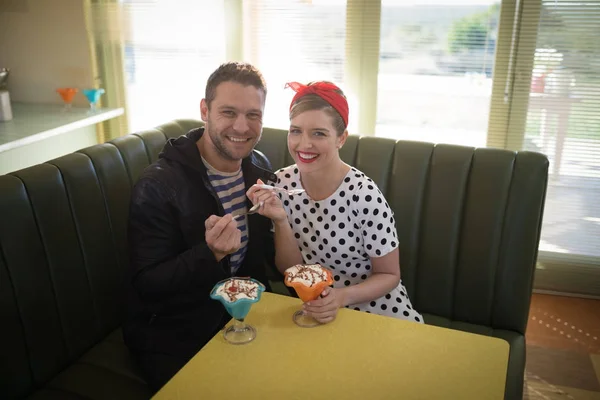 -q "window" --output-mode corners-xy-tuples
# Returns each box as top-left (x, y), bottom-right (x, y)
(243, 0), (347, 130)
(121, 0), (226, 132)
(516, 0), (600, 260)
(376, 0), (501, 146)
